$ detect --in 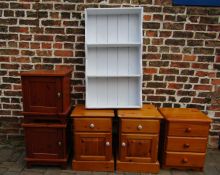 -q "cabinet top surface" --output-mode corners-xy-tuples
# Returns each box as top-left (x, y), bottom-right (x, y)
(20, 68), (73, 77)
(117, 104), (163, 119)
(71, 105), (114, 118)
(159, 108), (212, 122)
